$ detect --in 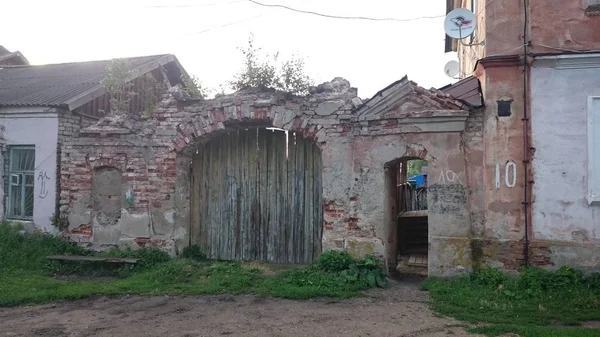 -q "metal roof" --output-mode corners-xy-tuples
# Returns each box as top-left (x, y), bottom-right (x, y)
(438, 76), (483, 108)
(0, 54), (177, 109)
